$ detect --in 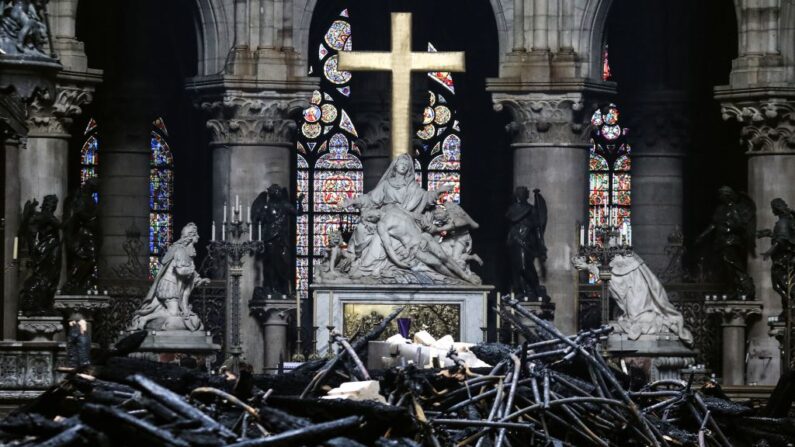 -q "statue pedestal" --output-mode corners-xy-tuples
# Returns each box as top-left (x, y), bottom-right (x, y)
(605, 331), (696, 382)
(0, 340), (67, 410)
(120, 330), (220, 370)
(311, 283), (492, 354)
(17, 315), (63, 342)
(249, 297), (296, 375)
(706, 300), (762, 385)
(53, 293), (110, 337)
